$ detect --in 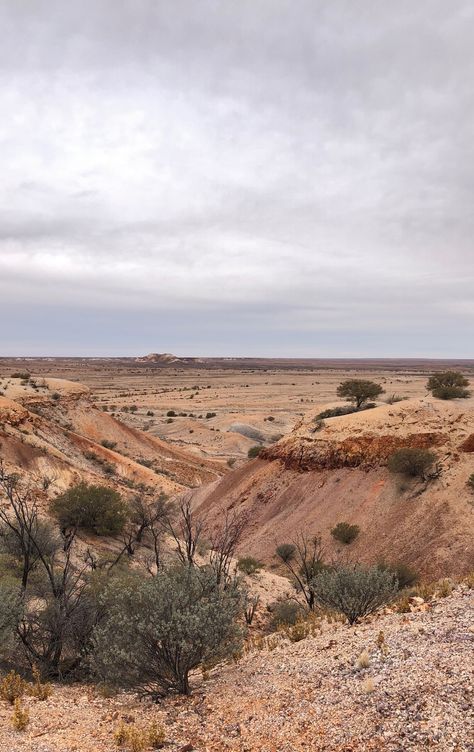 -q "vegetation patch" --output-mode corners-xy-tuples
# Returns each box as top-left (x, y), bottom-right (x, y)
(51, 482), (129, 535)
(331, 522), (360, 545)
